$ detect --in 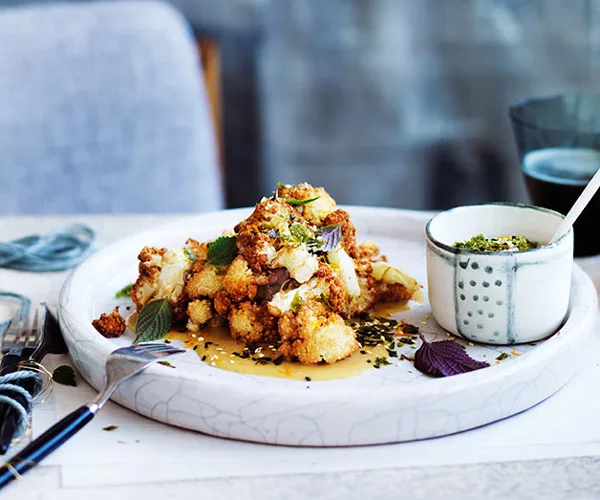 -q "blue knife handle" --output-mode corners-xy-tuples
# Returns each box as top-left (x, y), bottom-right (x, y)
(0, 405), (94, 489)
